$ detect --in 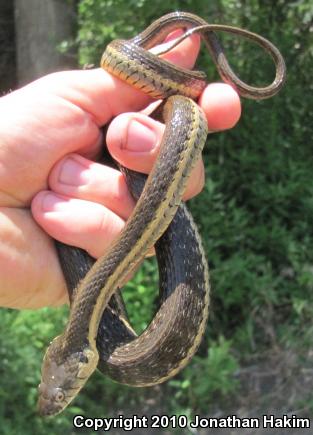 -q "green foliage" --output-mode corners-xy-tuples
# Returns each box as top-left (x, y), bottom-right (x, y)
(169, 337), (239, 413)
(0, 308), (73, 433)
(122, 257), (158, 333)
(1, 0), (312, 432)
